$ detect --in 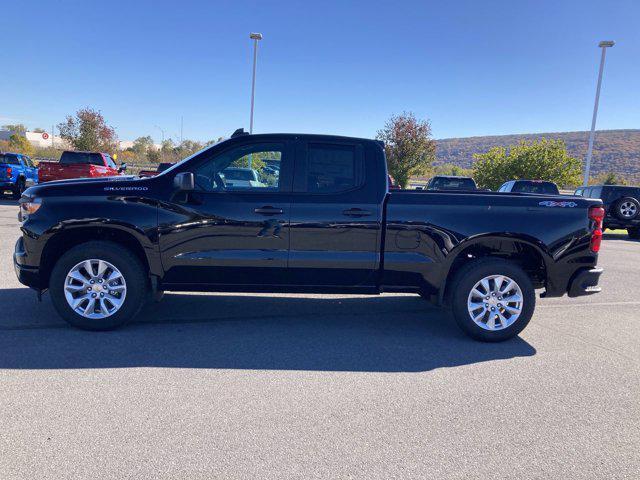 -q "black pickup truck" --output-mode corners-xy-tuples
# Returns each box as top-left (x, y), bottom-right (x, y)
(14, 131), (604, 341)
